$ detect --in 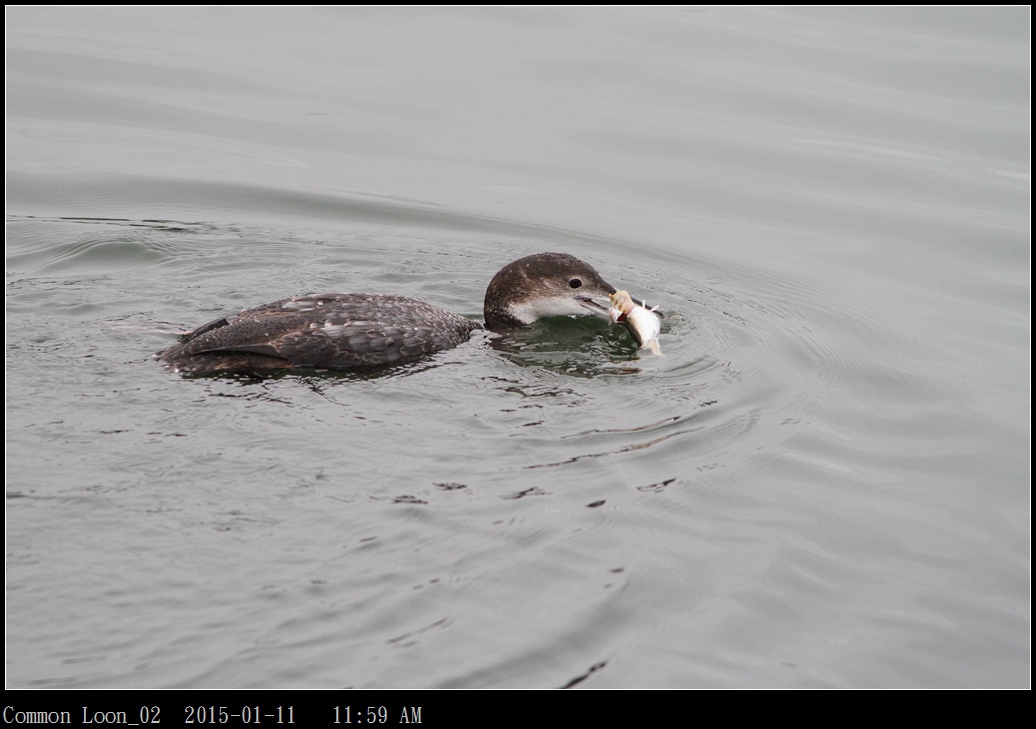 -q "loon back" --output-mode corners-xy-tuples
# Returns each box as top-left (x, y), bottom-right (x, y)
(157, 293), (482, 374)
